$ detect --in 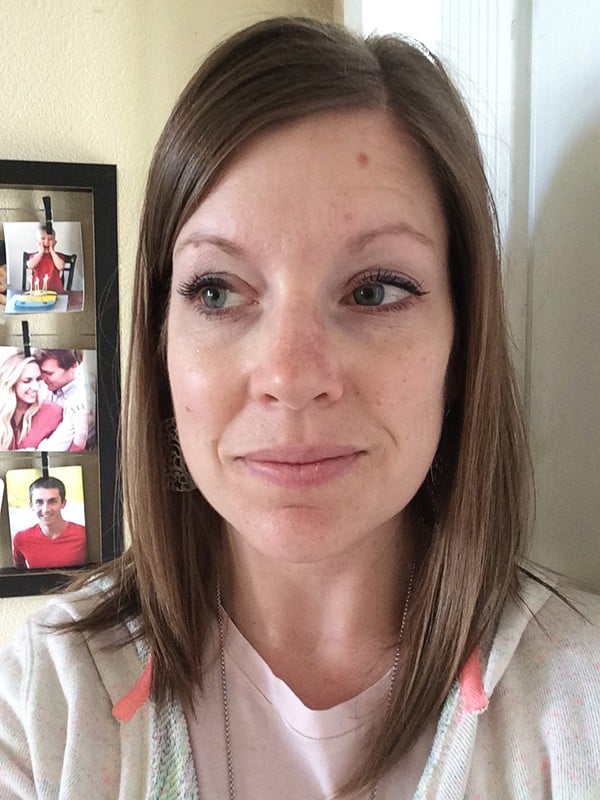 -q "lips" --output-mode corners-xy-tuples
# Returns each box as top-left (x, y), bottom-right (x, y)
(240, 445), (364, 488)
